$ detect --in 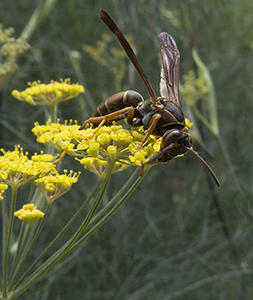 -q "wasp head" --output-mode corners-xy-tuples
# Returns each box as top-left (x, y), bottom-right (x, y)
(157, 129), (192, 163)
